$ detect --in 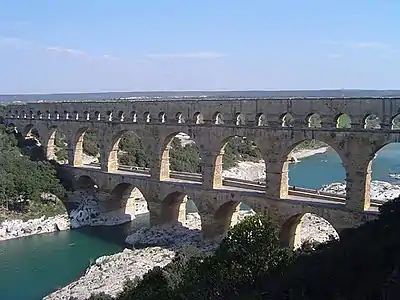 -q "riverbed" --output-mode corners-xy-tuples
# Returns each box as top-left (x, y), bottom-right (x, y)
(1, 144), (400, 299)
